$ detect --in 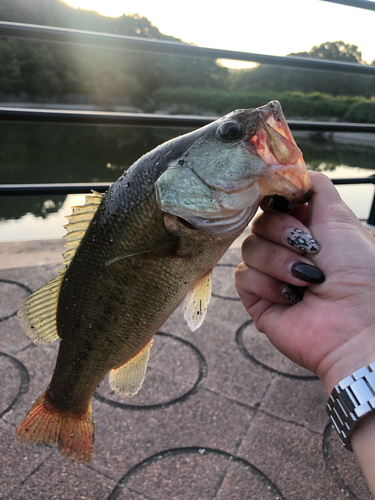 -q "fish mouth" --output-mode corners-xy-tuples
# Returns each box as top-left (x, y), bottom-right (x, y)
(249, 100), (312, 205)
